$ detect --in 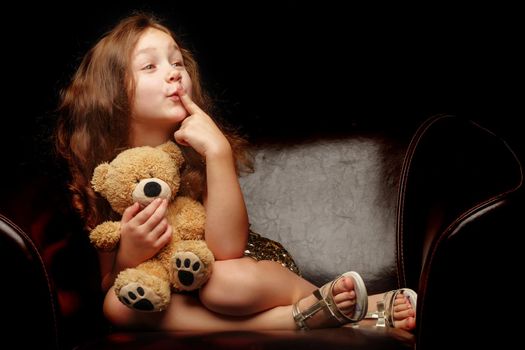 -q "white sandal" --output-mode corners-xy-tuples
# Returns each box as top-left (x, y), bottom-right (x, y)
(292, 271), (368, 330)
(368, 288), (417, 327)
